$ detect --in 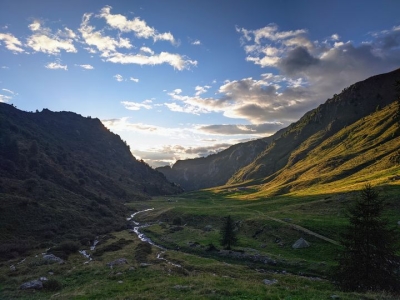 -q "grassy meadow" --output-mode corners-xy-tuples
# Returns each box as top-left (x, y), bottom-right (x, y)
(1, 178), (399, 299)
